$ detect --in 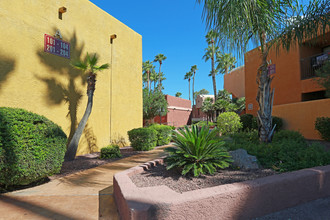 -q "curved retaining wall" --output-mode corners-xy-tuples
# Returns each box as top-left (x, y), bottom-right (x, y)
(113, 159), (330, 220)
